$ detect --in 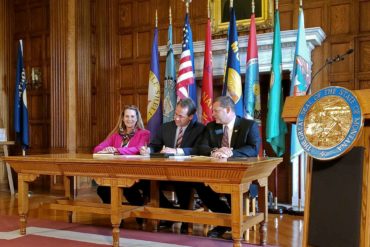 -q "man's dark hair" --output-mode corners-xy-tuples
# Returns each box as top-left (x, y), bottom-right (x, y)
(214, 96), (235, 112)
(177, 98), (197, 116)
